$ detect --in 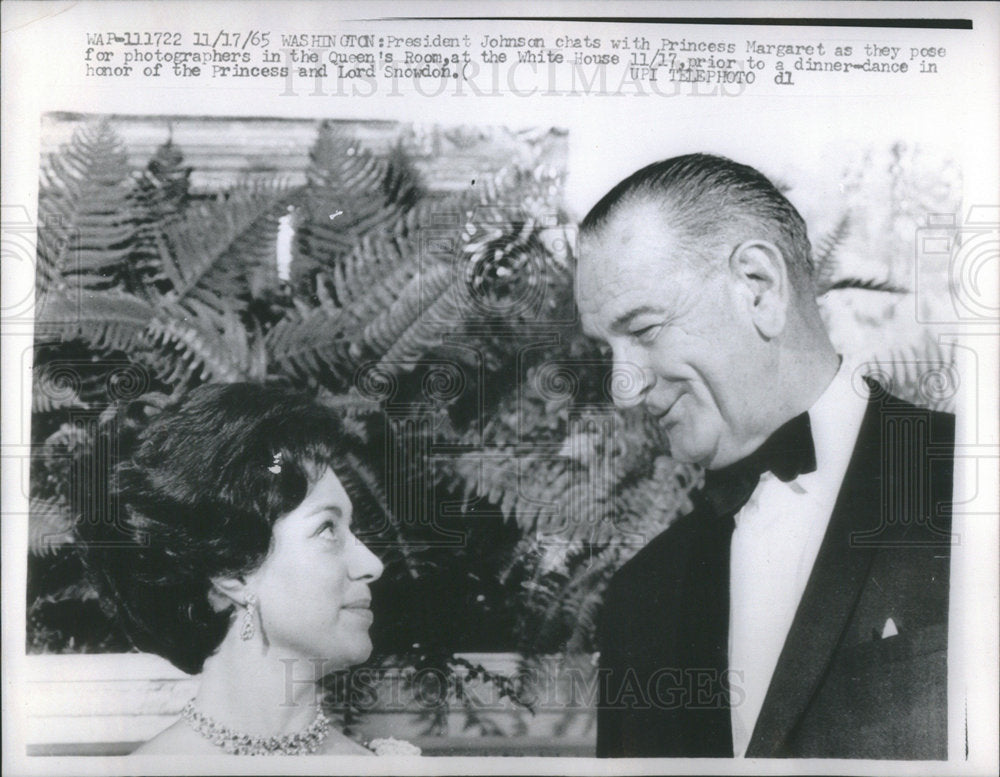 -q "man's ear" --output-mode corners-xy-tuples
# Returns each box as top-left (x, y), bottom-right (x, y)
(729, 240), (789, 339)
